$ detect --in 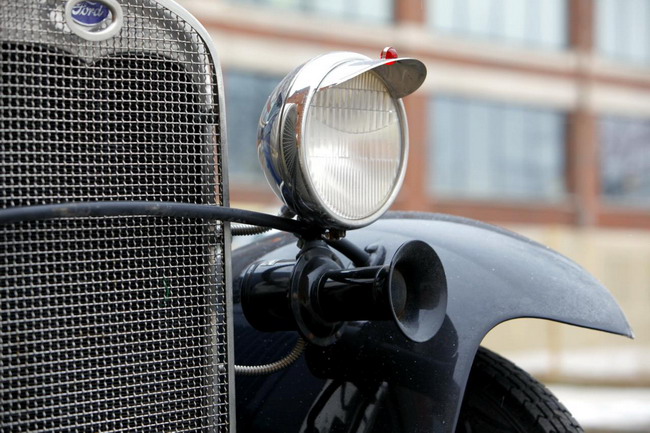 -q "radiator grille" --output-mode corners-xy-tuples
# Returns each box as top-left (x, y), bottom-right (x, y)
(0, 1), (229, 431)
